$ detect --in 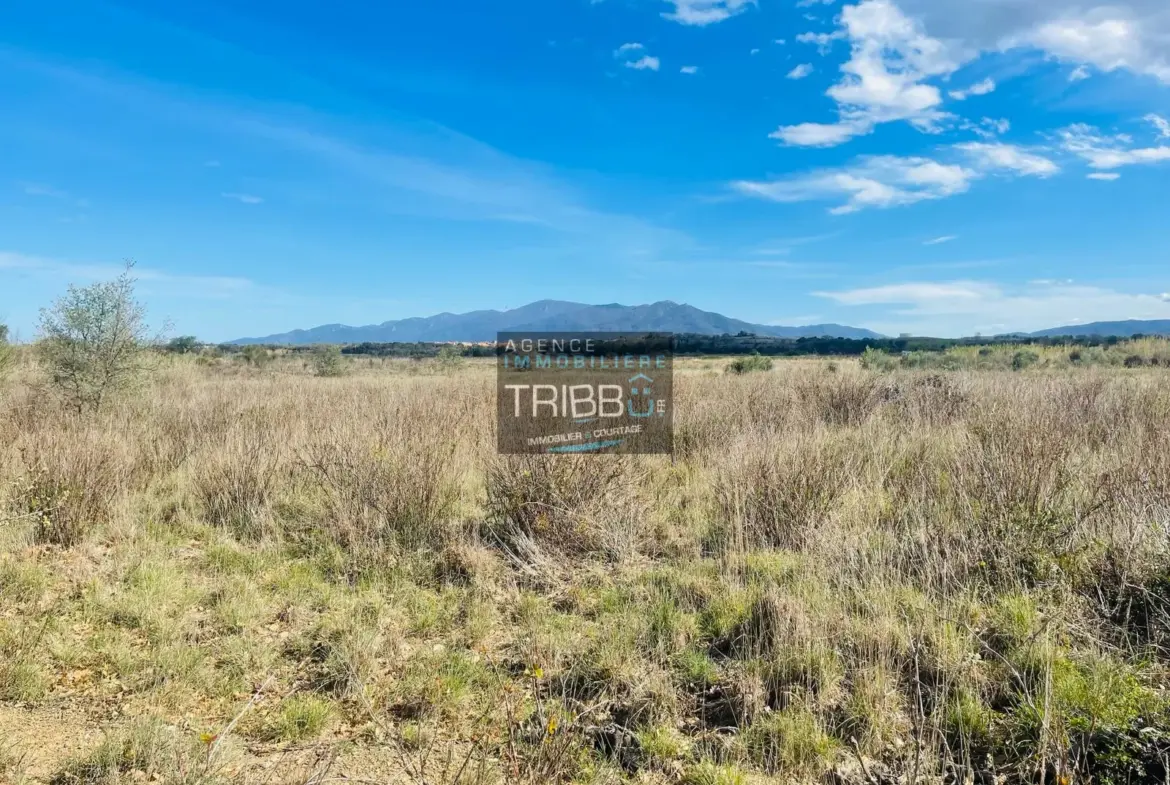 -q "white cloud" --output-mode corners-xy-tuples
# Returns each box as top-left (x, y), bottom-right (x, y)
(1087, 172), (1121, 180)
(736, 141), (1058, 214)
(796, 30), (846, 54)
(625, 56), (661, 71)
(1058, 123), (1170, 169)
(750, 48), (760, 55)
(615, 43), (660, 72)
(221, 192), (264, 204)
(923, 235), (957, 245)
(959, 117), (1011, 139)
(814, 278), (1170, 337)
(893, 0), (1170, 85)
(661, 0), (755, 26)
(788, 63), (815, 79)
(1068, 64), (1091, 81)
(948, 77), (996, 100)
(1022, 14), (1170, 84)
(680, 65), (699, 74)
(1147, 114), (1170, 139)
(954, 142), (1060, 177)
(0, 250), (257, 299)
(774, 38), (787, 45)
(733, 155), (975, 214)
(774, 0), (962, 148)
